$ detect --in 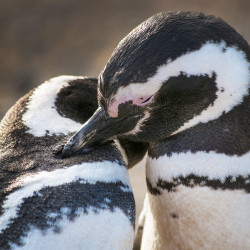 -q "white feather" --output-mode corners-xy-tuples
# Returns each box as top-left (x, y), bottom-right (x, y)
(22, 75), (83, 137)
(141, 186), (250, 250)
(147, 151), (250, 186)
(11, 209), (134, 250)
